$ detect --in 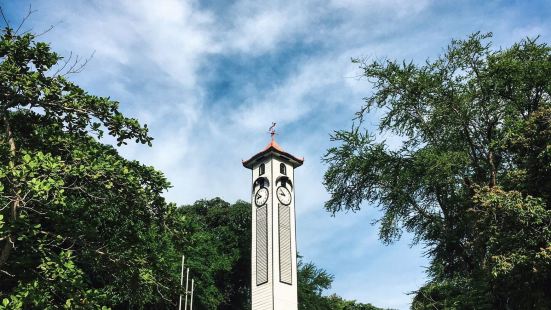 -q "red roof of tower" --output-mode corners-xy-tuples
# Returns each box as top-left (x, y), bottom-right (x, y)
(242, 138), (304, 169)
